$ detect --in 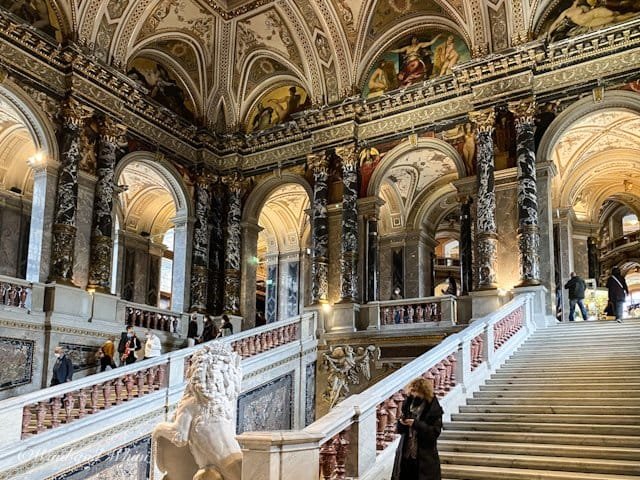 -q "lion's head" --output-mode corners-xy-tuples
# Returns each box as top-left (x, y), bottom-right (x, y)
(185, 342), (242, 422)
